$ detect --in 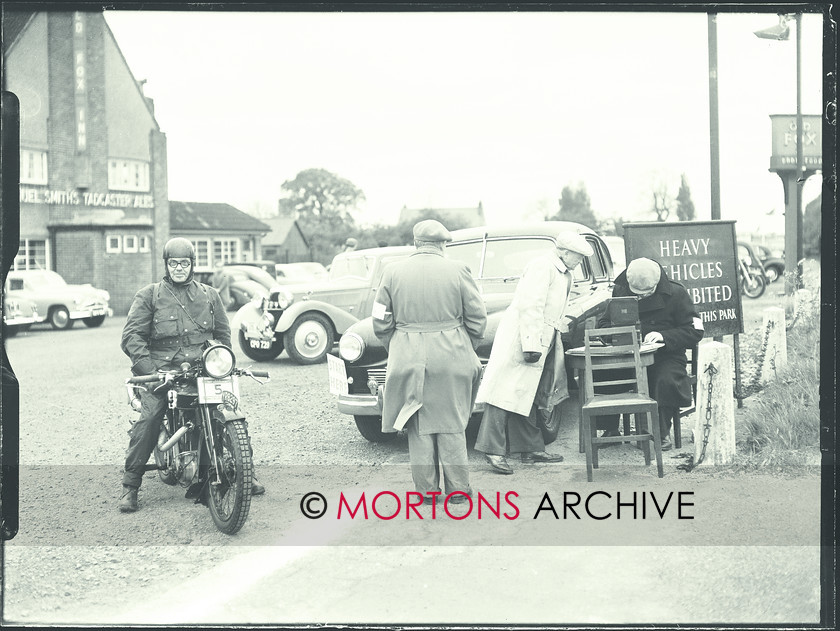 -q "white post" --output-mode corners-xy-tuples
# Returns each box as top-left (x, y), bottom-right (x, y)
(693, 342), (736, 466)
(761, 307), (788, 384)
